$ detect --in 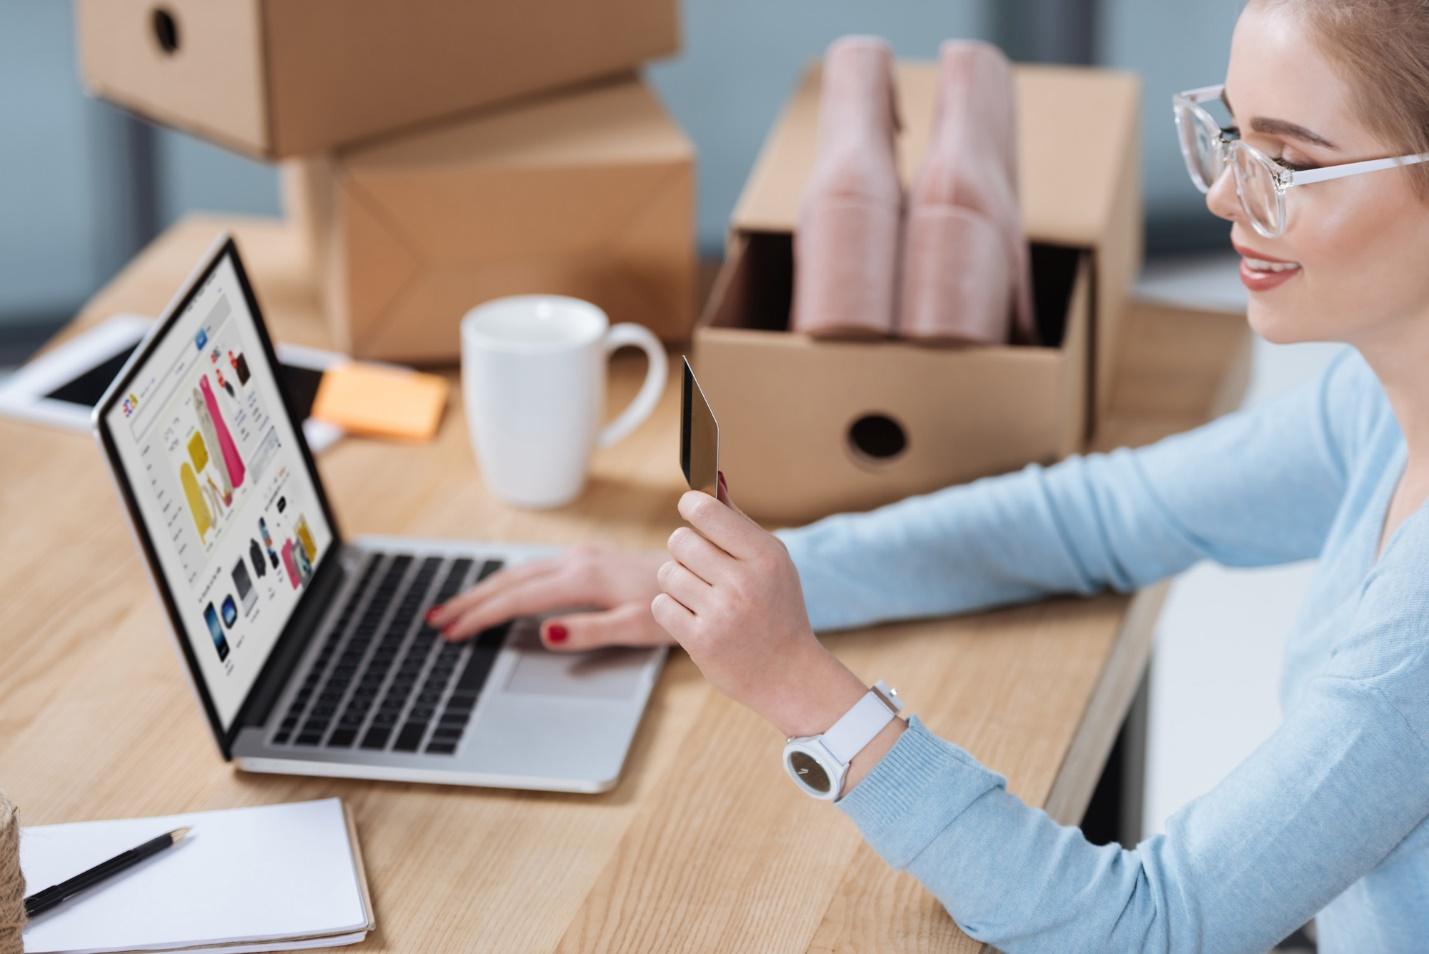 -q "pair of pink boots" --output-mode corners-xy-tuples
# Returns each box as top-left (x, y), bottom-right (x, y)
(792, 37), (1035, 346)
